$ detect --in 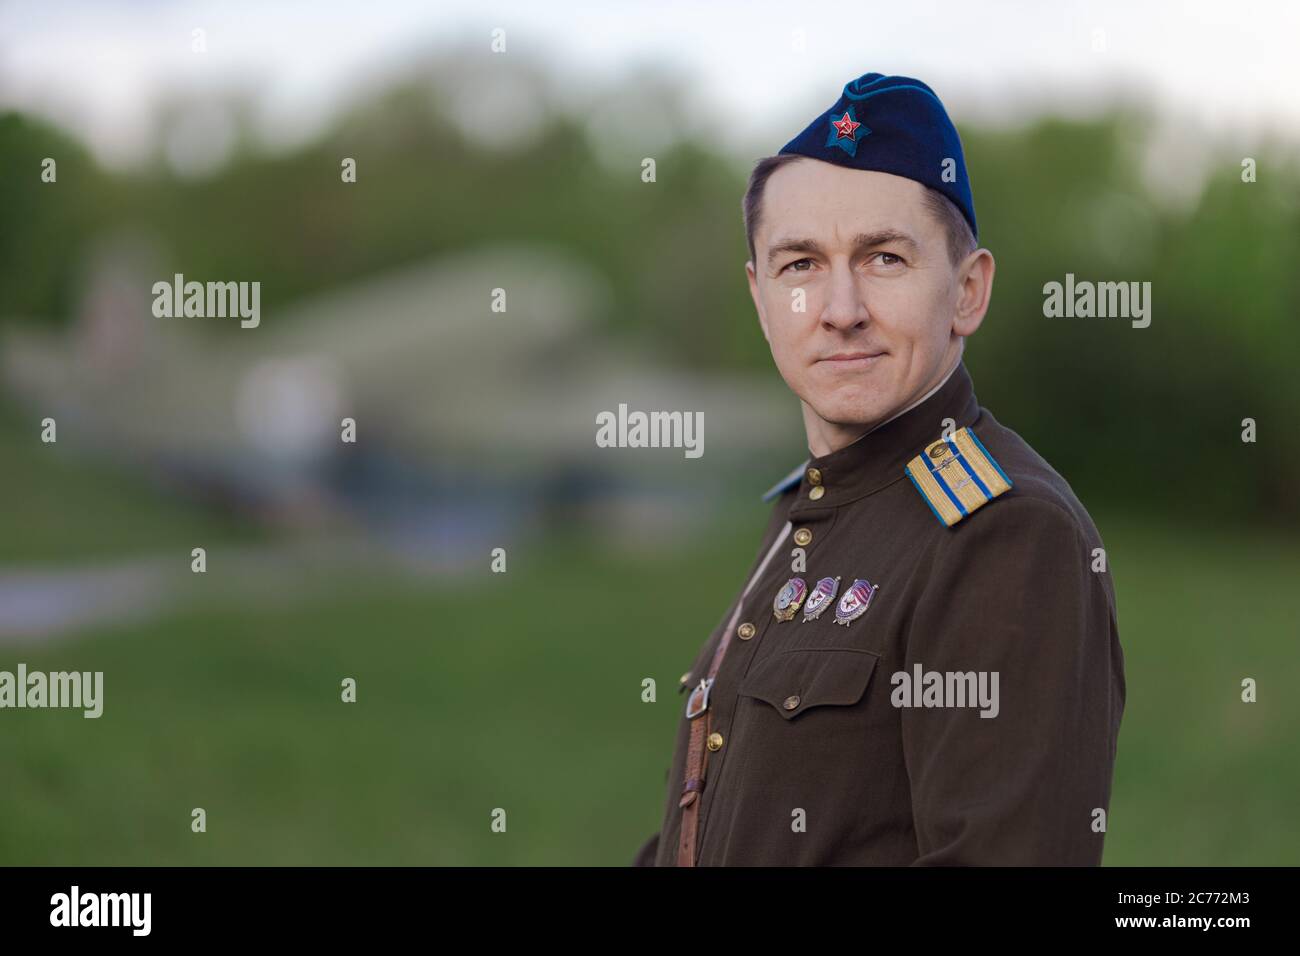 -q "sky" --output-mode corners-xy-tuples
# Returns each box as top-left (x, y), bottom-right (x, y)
(2, 0), (1298, 170)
